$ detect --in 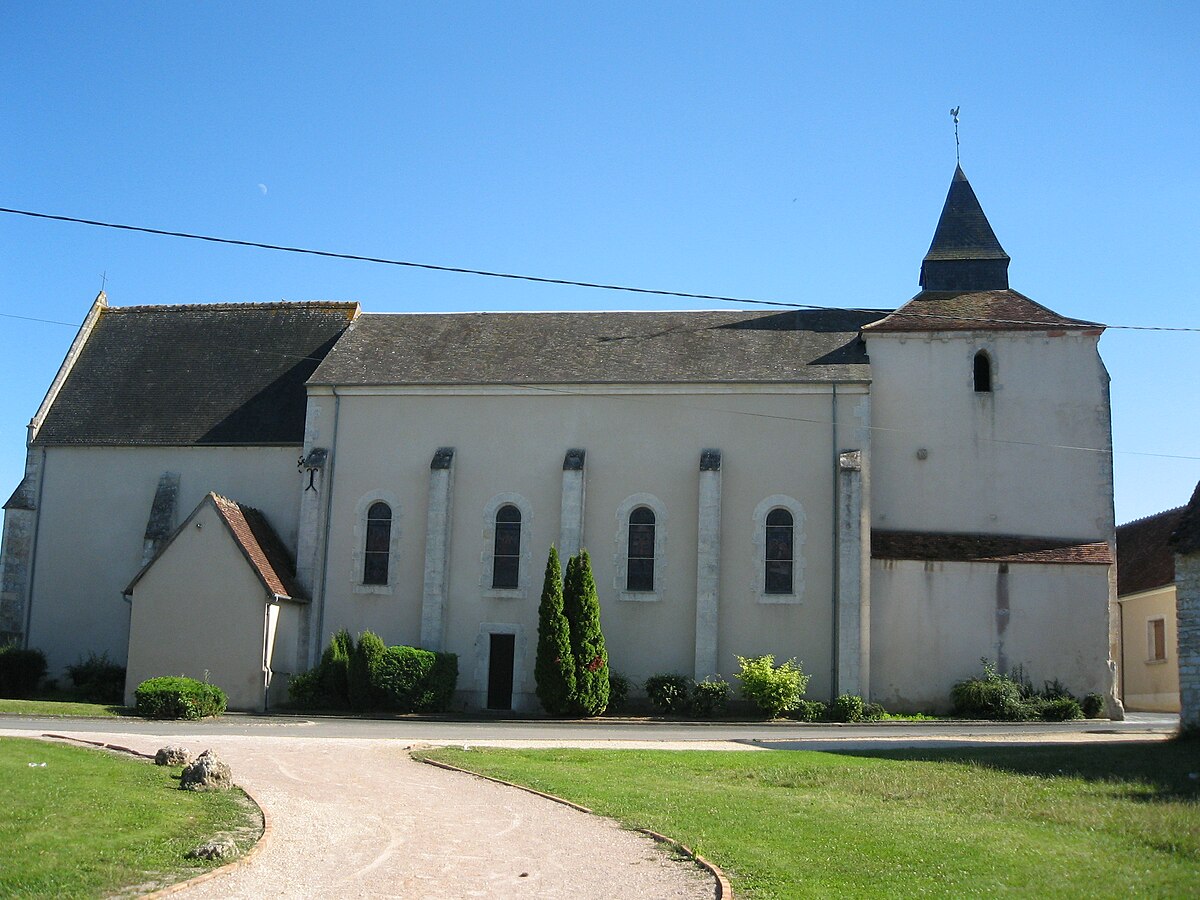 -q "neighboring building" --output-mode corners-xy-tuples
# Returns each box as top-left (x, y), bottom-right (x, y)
(1170, 481), (1200, 730)
(1116, 507), (1185, 712)
(0, 166), (1122, 715)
